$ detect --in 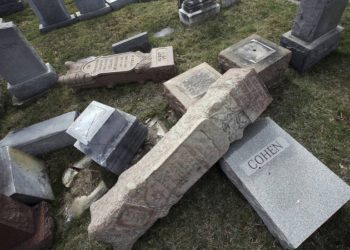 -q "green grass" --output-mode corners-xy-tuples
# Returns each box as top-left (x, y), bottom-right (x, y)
(1, 0), (350, 249)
